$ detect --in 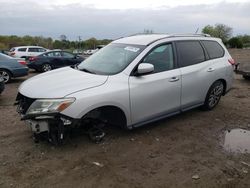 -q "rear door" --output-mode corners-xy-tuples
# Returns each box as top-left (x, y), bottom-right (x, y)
(61, 52), (77, 66)
(46, 51), (65, 68)
(175, 40), (216, 109)
(129, 43), (181, 125)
